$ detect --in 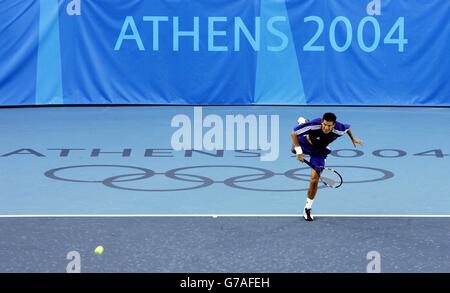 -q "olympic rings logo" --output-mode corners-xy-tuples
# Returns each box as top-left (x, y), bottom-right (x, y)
(44, 164), (394, 192)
